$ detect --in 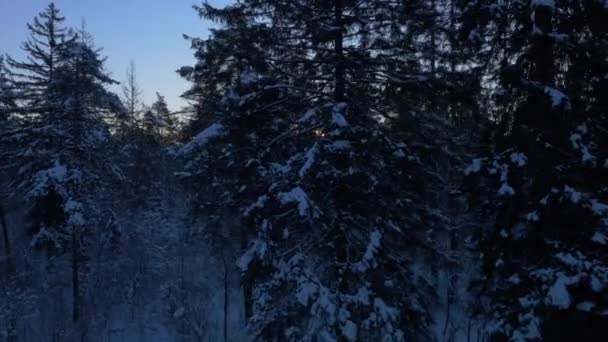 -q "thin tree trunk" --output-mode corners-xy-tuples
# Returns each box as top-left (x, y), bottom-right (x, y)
(333, 0), (345, 102)
(531, 3), (554, 84)
(222, 254), (229, 342)
(72, 227), (80, 323)
(430, 0), (437, 75)
(1, 204), (17, 341)
(243, 283), (253, 321)
(1, 204), (11, 266)
(241, 227), (253, 320)
(449, 0), (456, 74)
